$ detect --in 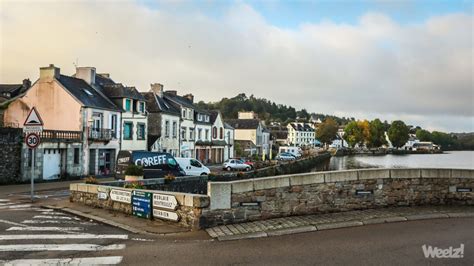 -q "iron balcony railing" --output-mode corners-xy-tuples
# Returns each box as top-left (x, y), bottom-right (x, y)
(86, 127), (113, 141)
